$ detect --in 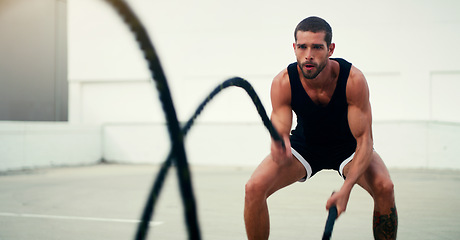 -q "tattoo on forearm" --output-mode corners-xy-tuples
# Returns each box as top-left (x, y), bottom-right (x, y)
(373, 207), (398, 240)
